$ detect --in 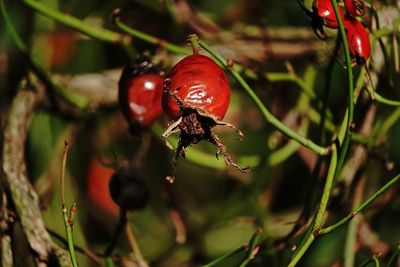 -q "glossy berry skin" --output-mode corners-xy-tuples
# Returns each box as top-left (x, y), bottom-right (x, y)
(344, 0), (366, 17)
(313, 0), (344, 29)
(344, 18), (371, 64)
(87, 159), (119, 217)
(163, 54), (230, 121)
(108, 165), (150, 211)
(119, 57), (164, 133)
